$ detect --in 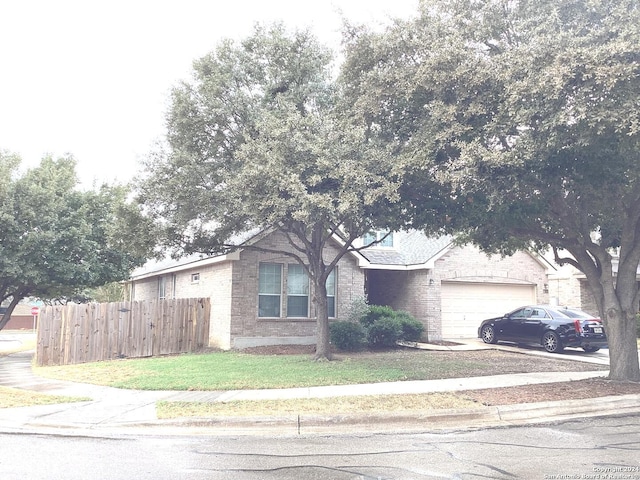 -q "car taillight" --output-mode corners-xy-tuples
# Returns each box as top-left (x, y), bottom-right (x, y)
(573, 320), (583, 333)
